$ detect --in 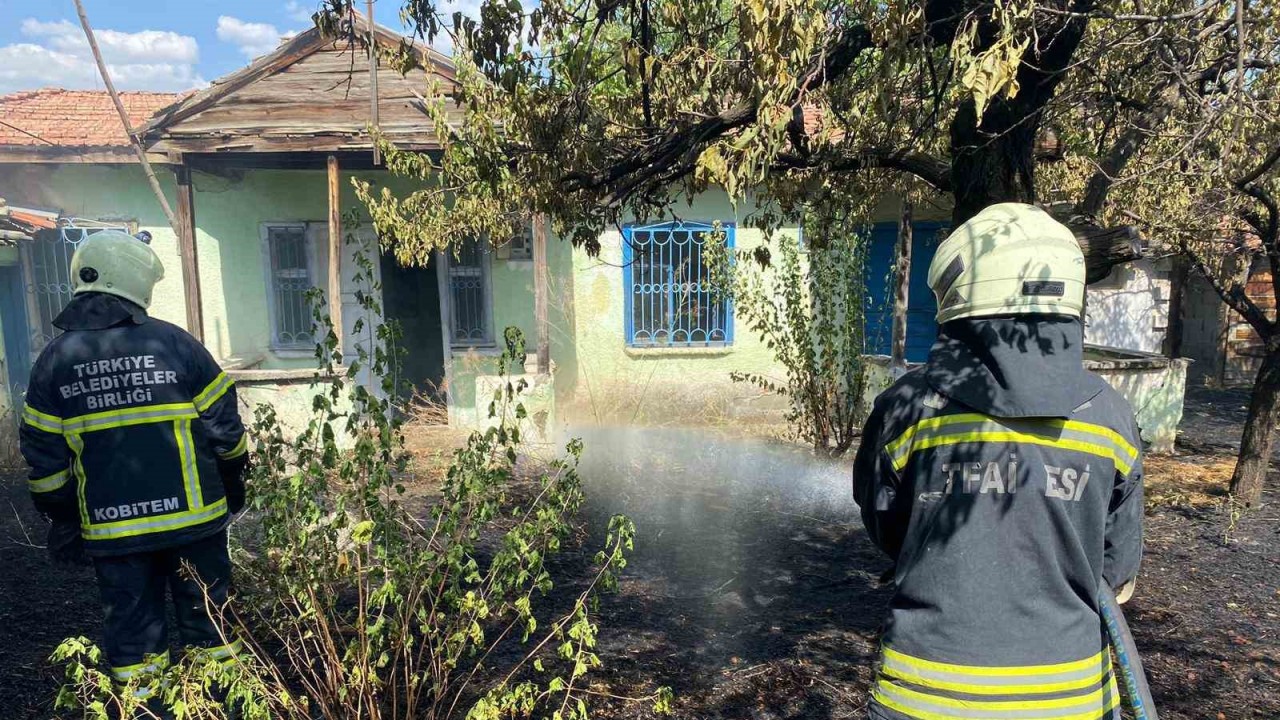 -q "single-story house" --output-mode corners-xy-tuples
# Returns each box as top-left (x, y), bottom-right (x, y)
(0, 17), (1186, 447)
